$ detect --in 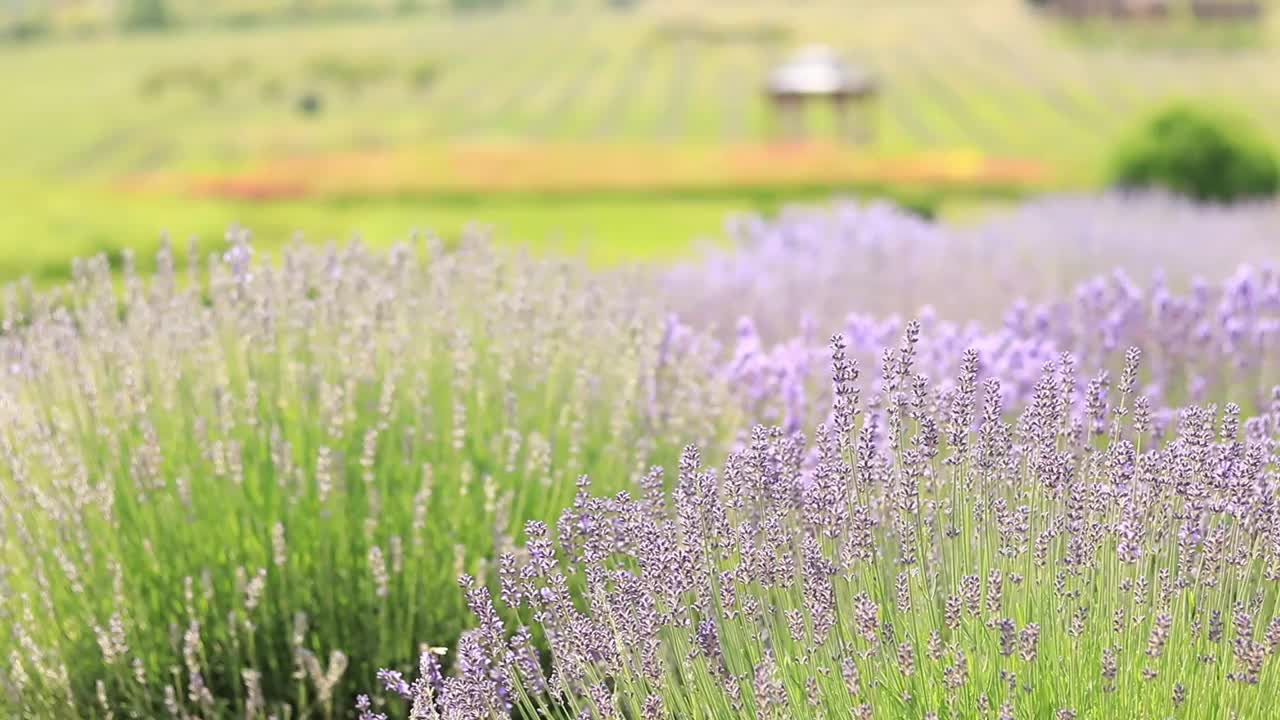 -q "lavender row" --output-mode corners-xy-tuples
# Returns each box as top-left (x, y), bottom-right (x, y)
(667, 191), (1280, 341)
(722, 261), (1280, 438)
(364, 332), (1280, 719)
(2, 190), (1278, 719)
(0, 233), (742, 718)
(672, 193), (1280, 433)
